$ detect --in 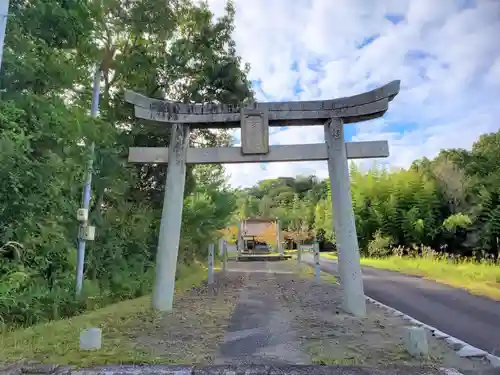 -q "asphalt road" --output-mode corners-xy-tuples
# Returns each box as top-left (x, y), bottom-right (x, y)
(301, 253), (500, 355)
